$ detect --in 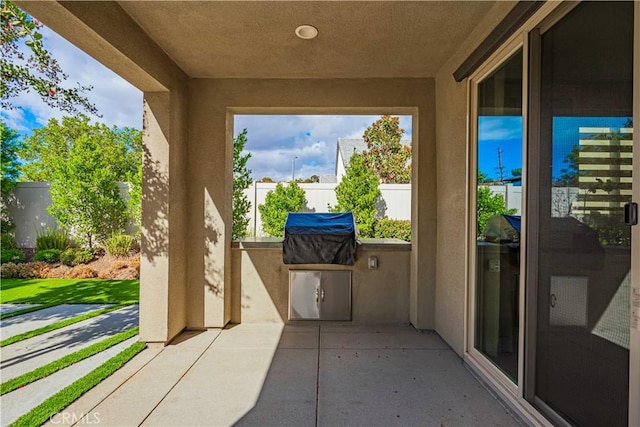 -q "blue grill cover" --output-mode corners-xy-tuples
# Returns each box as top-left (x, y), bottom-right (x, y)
(283, 213), (356, 265)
